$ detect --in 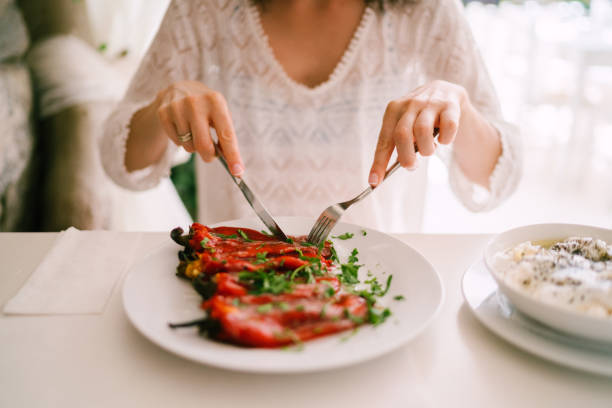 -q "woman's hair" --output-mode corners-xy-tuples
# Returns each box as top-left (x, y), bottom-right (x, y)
(253, 0), (418, 10)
